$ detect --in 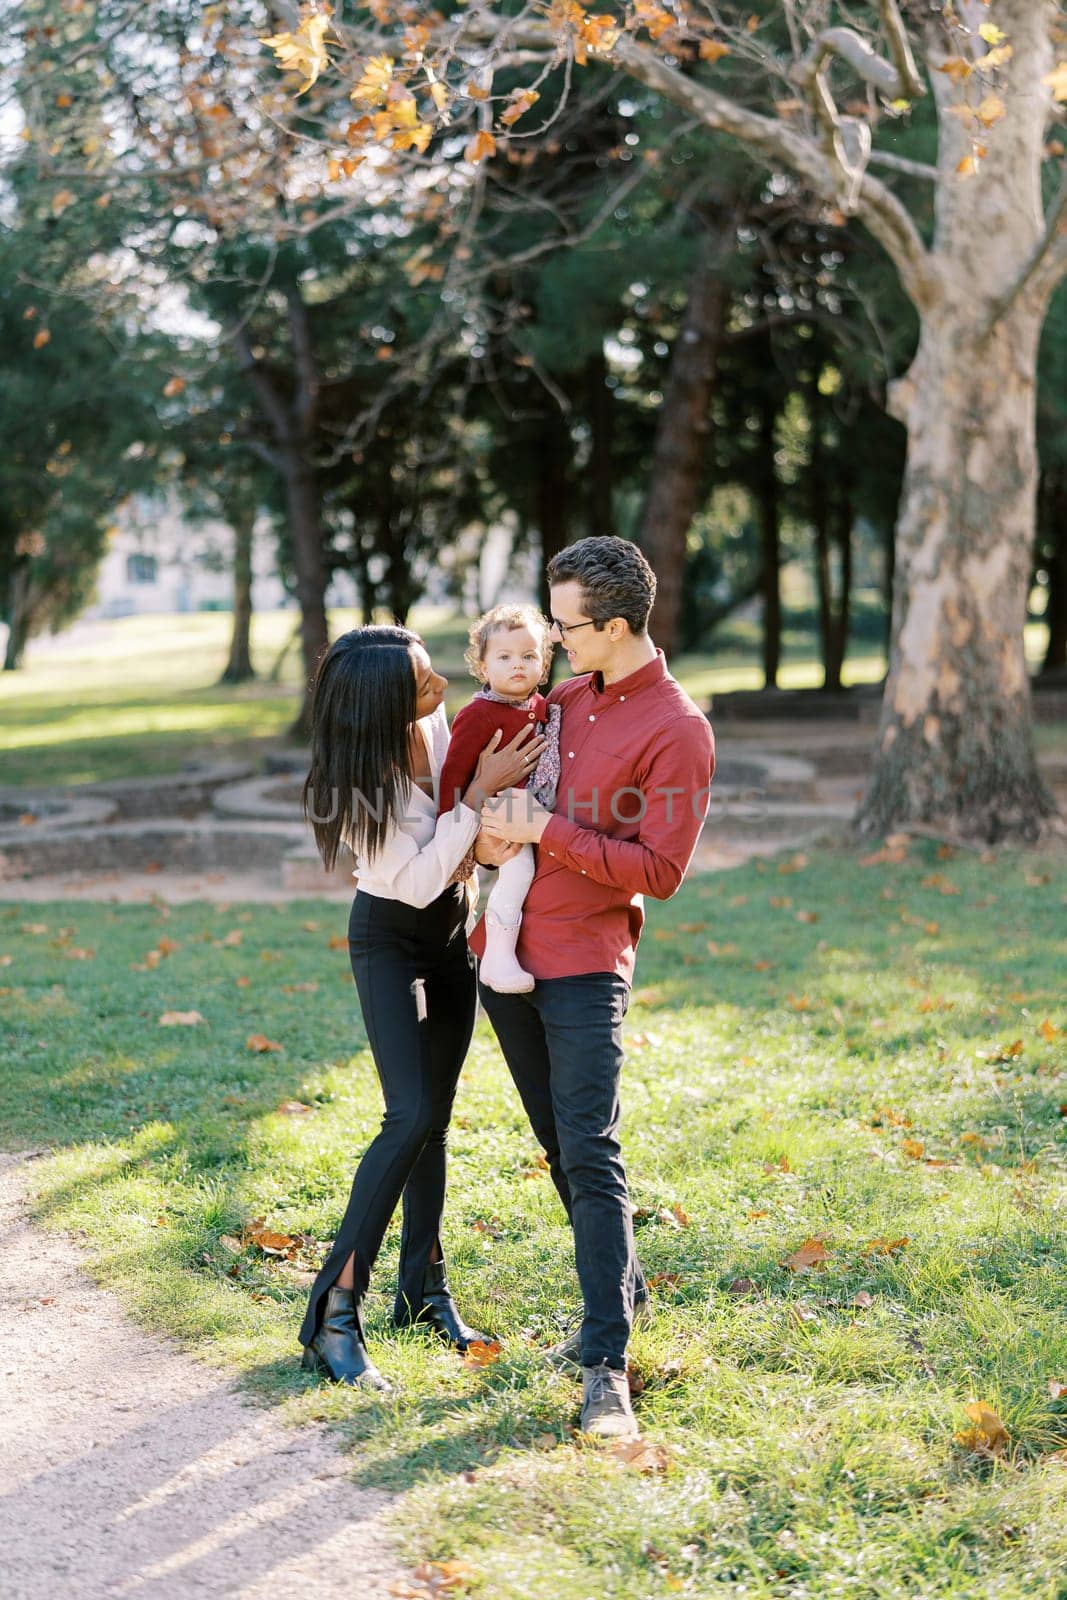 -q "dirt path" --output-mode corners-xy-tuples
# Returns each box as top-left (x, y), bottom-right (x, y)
(0, 1152), (405, 1600)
